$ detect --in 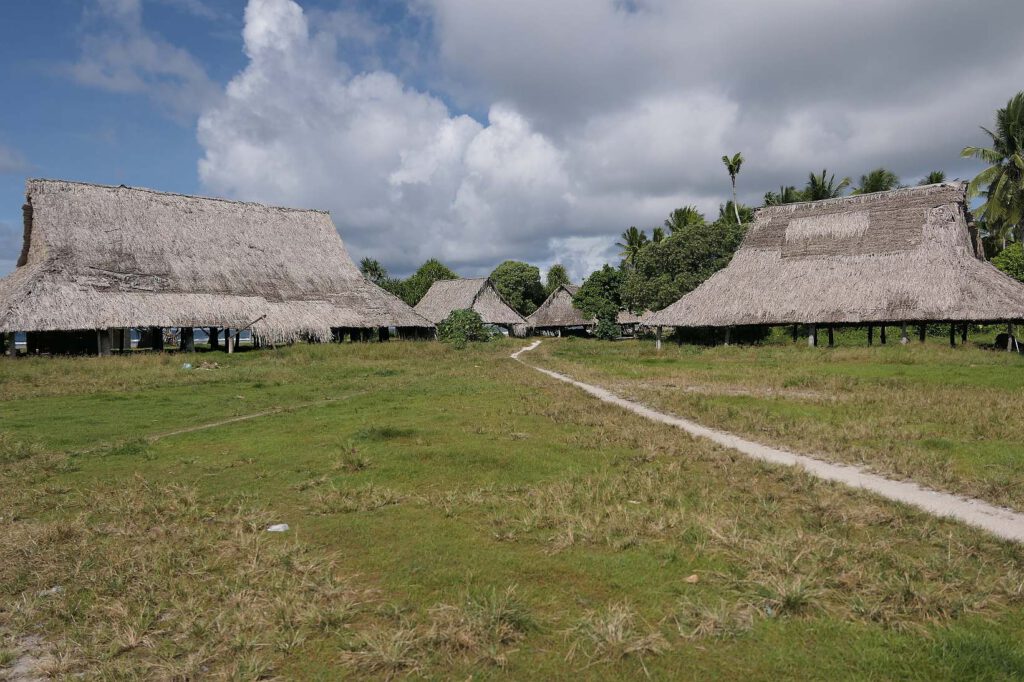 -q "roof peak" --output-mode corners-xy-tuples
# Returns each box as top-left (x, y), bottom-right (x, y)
(756, 181), (967, 218)
(26, 178), (330, 215)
